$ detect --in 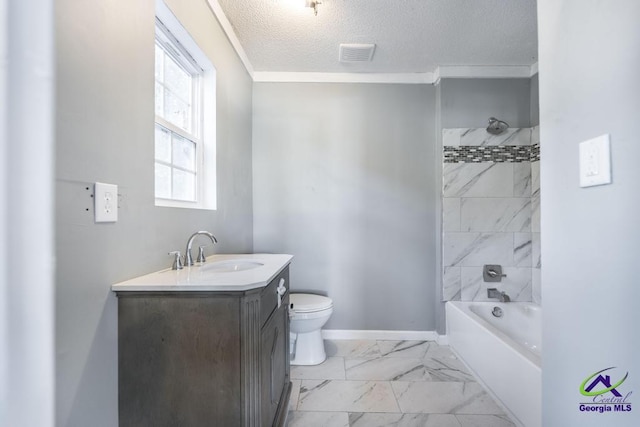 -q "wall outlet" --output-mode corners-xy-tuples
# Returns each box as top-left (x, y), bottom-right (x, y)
(94, 182), (118, 222)
(579, 134), (612, 187)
